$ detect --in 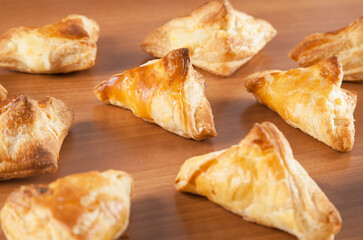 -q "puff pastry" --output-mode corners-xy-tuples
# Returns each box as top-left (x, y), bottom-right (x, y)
(94, 48), (217, 140)
(0, 14), (99, 73)
(244, 56), (356, 152)
(0, 170), (133, 240)
(141, 0), (276, 77)
(0, 83), (7, 101)
(175, 122), (341, 240)
(289, 16), (363, 81)
(0, 95), (74, 180)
